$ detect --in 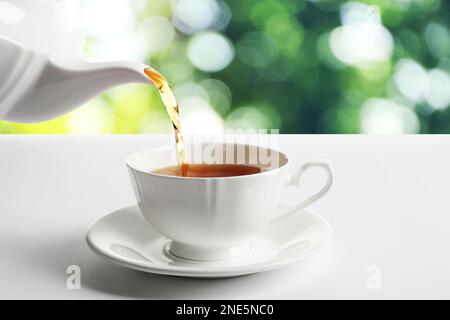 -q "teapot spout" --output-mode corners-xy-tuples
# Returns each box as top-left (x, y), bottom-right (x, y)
(3, 58), (155, 123)
(65, 60), (155, 87)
